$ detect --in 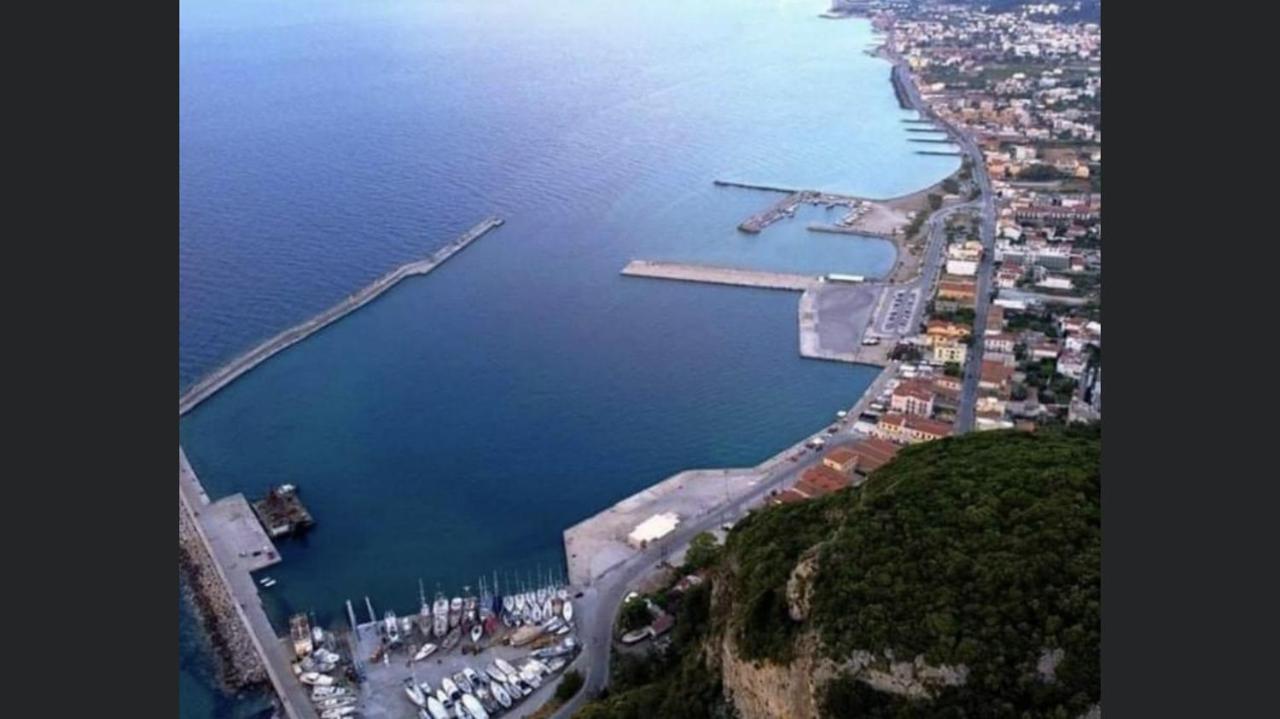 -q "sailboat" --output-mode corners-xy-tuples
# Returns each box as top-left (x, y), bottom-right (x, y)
(433, 591), (449, 638)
